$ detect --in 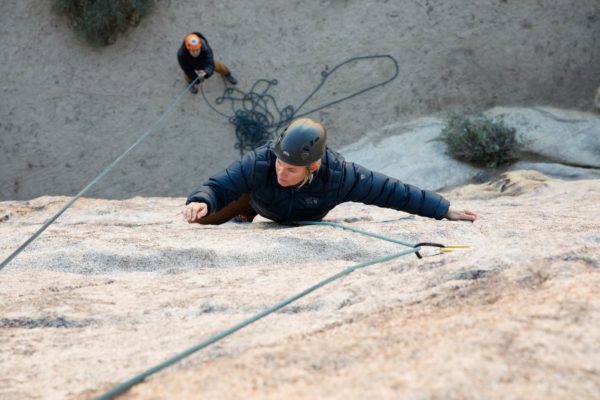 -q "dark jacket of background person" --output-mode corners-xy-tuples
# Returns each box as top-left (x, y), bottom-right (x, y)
(187, 144), (450, 223)
(177, 32), (215, 81)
